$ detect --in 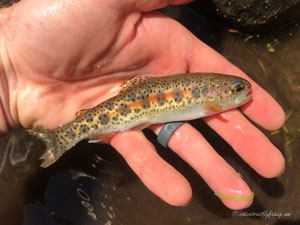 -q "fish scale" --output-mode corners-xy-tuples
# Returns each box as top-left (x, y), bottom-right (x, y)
(28, 73), (252, 167)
